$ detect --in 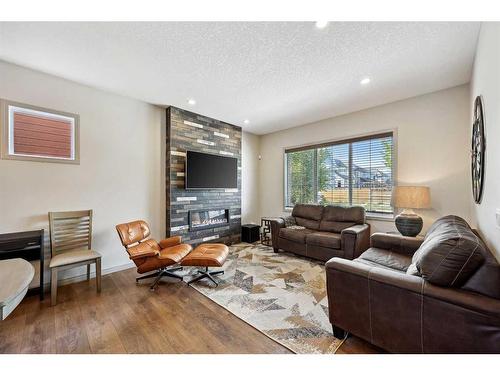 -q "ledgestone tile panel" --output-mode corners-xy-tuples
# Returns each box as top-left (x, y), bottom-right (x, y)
(166, 106), (242, 245)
